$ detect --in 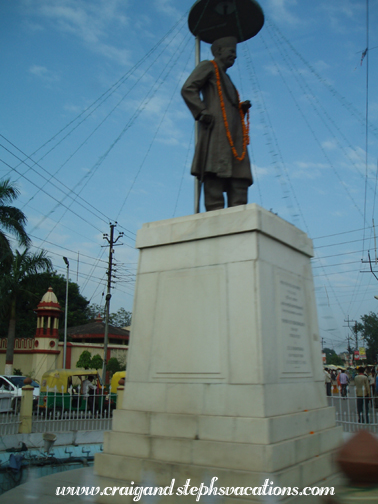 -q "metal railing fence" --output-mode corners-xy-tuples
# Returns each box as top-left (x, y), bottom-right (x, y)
(327, 383), (378, 433)
(0, 394), (21, 435)
(0, 386), (114, 435)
